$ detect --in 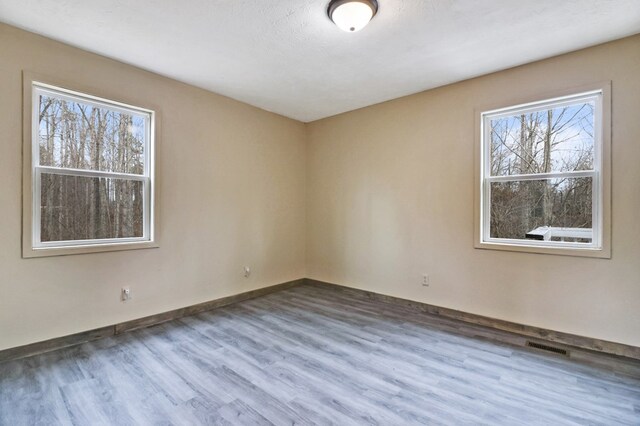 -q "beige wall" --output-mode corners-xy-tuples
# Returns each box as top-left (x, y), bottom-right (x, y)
(306, 35), (640, 347)
(0, 24), (307, 351)
(2, 23), (639, 352)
